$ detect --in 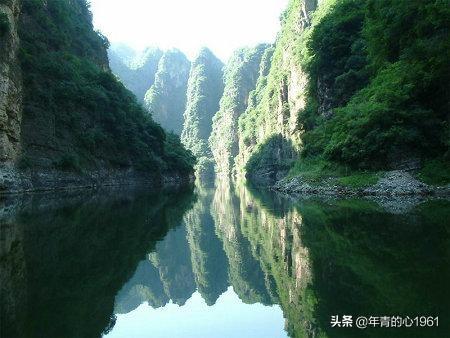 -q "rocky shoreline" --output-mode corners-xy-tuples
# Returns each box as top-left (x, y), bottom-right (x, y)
(271, 170), (450, 197)
(0, 165), (193, 195)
